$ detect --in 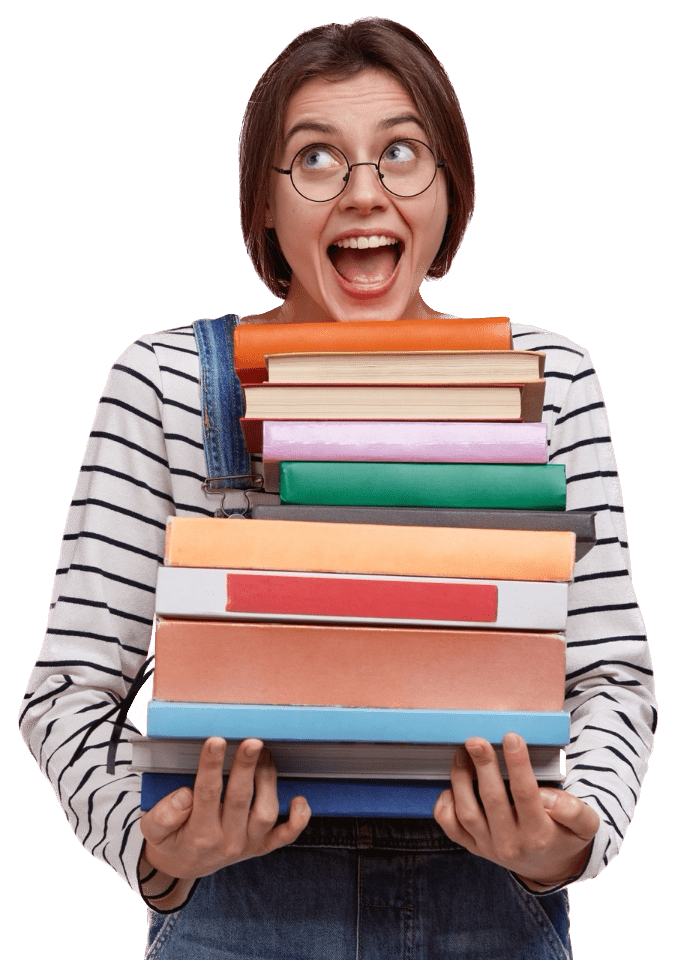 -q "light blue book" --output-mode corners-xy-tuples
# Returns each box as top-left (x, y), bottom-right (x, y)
(146, 702), (570, 745)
